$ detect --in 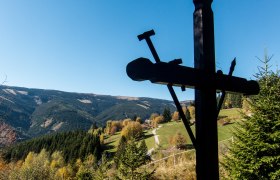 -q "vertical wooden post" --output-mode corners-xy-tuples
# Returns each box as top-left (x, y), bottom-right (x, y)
(193, 0), (219, 179)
